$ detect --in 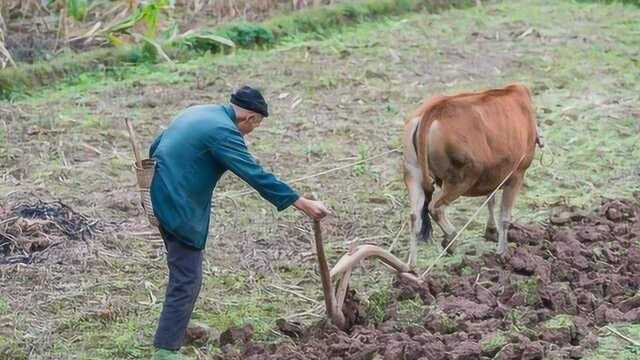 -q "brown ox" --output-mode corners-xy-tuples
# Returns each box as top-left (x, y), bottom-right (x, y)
(402, 83), (539, 266)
